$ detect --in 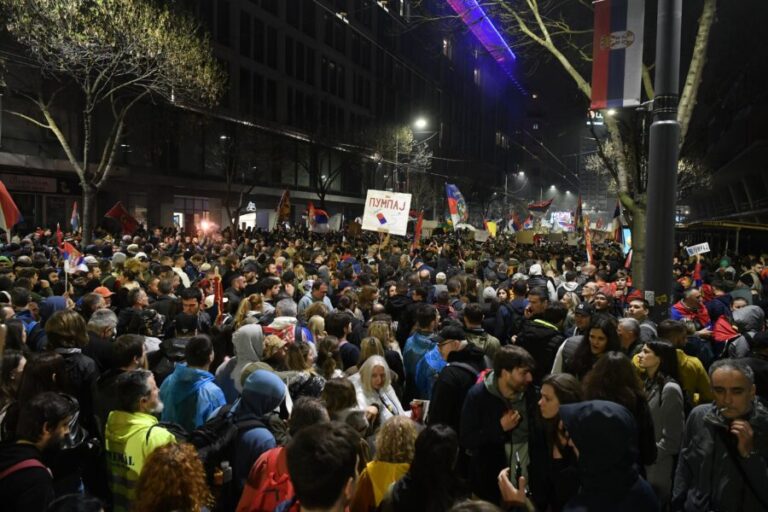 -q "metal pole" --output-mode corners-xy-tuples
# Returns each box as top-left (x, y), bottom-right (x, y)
(644, 0), (682, 322)
(394, 134), (399, 192)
